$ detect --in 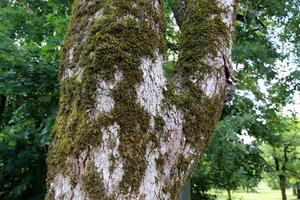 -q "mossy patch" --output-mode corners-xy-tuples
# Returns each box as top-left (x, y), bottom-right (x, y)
(174, 0), (228, 77)
(82, 162), (112, 200)
(45, 190), (54, 200)
(156, 153), (166, 175)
